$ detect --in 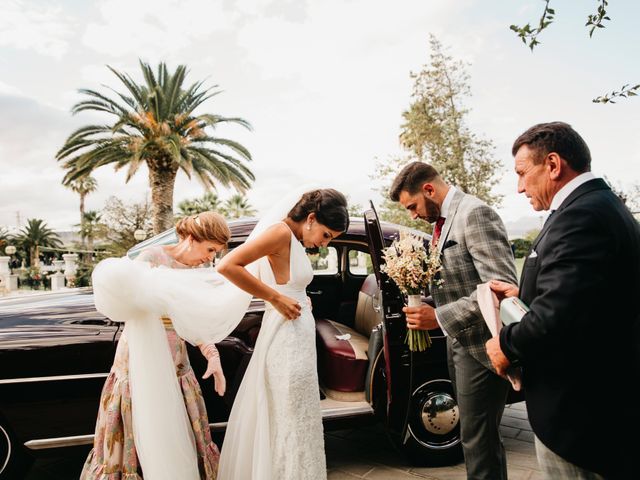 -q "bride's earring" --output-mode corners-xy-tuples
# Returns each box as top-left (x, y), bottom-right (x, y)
(306, 222), (312, 231)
